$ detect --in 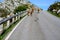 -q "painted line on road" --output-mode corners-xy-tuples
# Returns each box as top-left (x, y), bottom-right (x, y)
(5, 16), (27, 40)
